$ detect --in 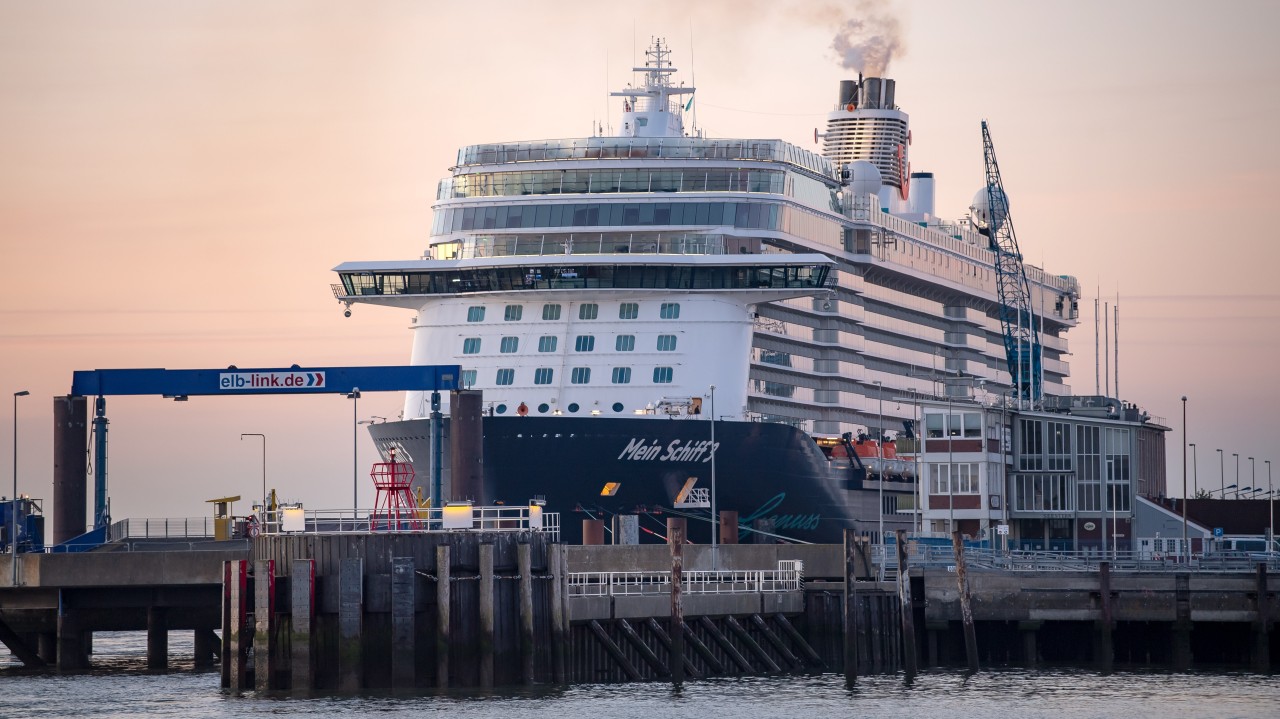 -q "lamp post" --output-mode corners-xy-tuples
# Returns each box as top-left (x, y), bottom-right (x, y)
(1217, 449), (1225, 497)
(240, 433), (266, 527)
(947, 391), (955, 534)
(1190, 443), (1197, 496)
(1249, 457), (1256, 504)
(1267, 460), (1274, 548)
(708, 384), (717, 555)
(1181, 397), (1187, 561)
(875, 380), (884, 550)
(348, 388), (361, 515)
(12, 390), (29, 586)
(1234, 453), (1239, 498)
